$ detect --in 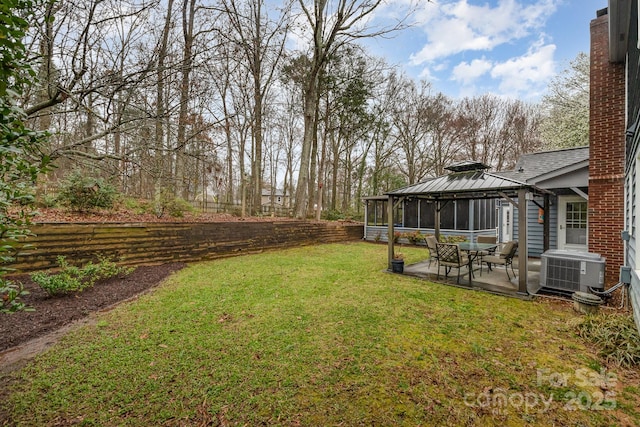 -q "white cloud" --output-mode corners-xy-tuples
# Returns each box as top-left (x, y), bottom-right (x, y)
(451, 58), (493, 85)
(440, 39), (556, 99)
(409, 0), (558, 65)
(491, 42), (556, 97)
